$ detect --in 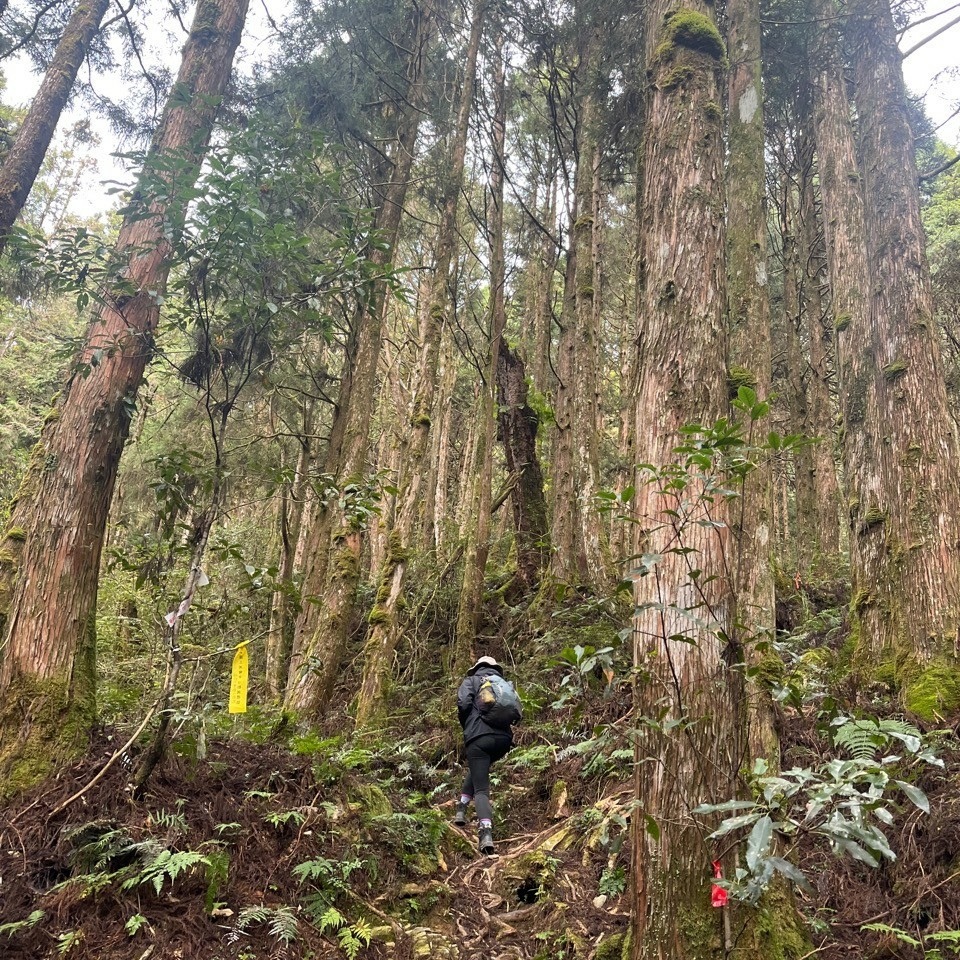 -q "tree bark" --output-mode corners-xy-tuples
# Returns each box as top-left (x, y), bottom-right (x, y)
(0, 0), (110, 253)
(496, 340), (550, 592)
(266, 395), (314, 700)
(725, 0), (775, 639)
(845, 0), (960, 712)
(0, 0), (250, 796)
(797, 126), (841, 572)
(628, 5), (740, 955)
(549, 19), (614, 593)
